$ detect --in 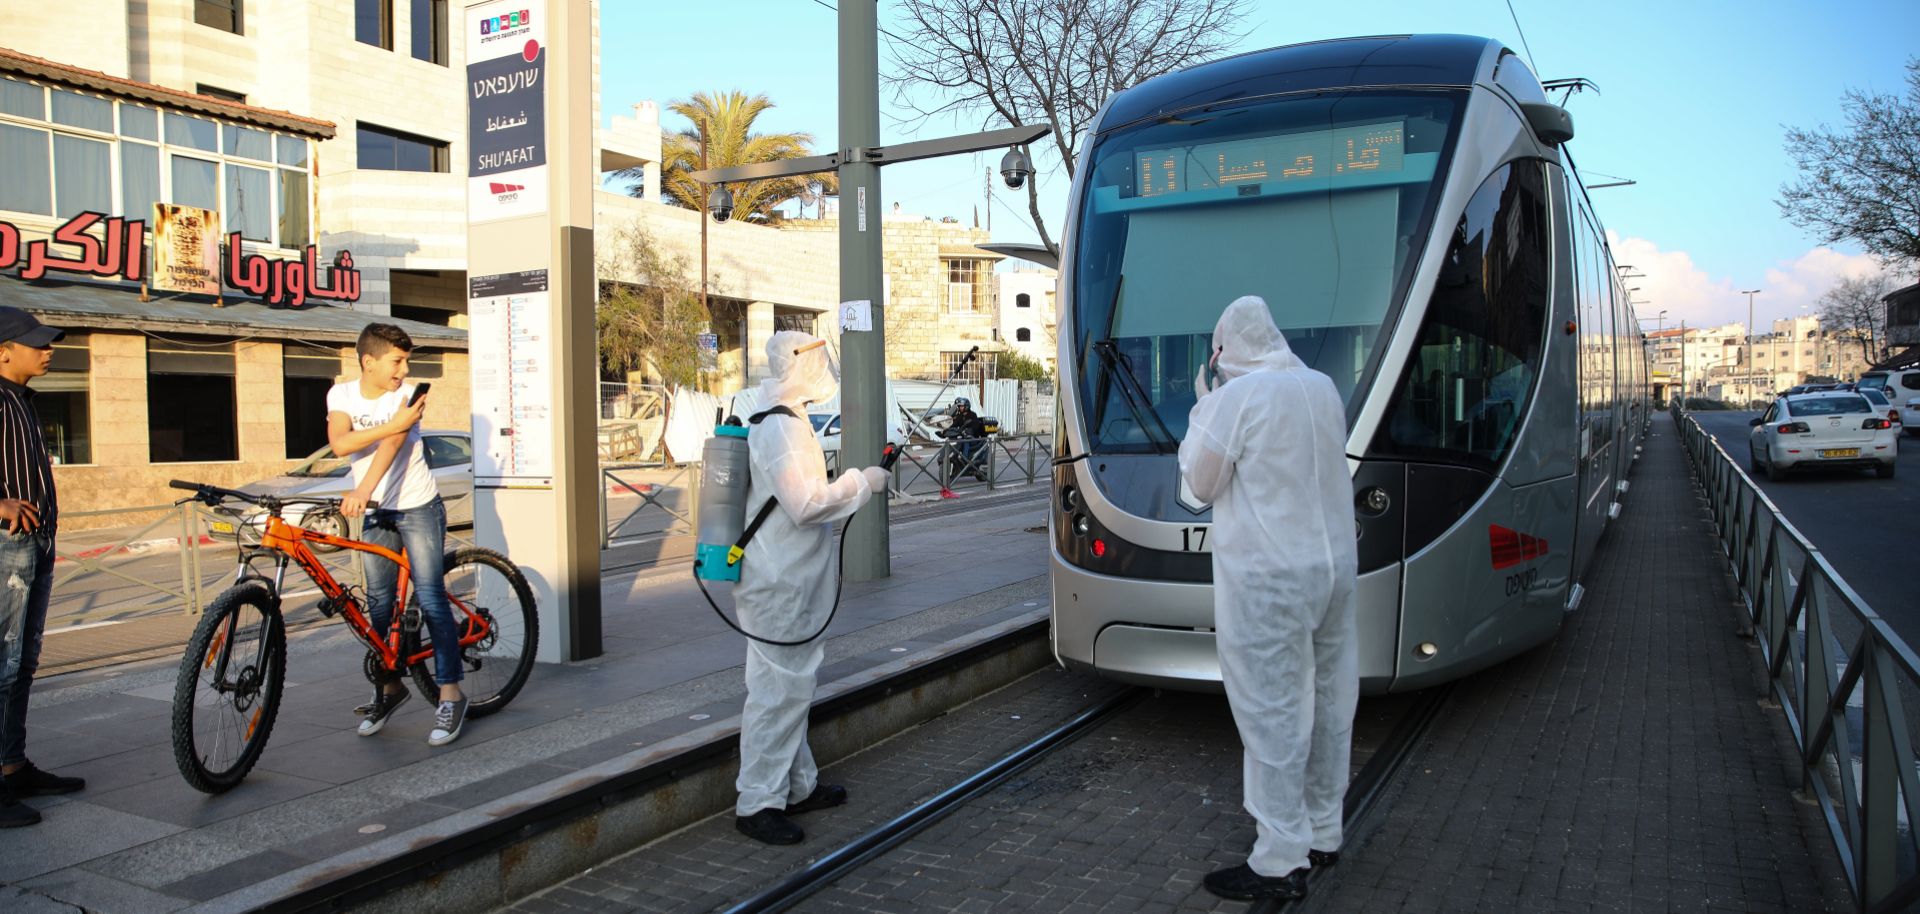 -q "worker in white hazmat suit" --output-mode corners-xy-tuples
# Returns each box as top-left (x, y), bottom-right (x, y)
(733, 331), (890, 845)
(1180, 296), (1359, 901)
